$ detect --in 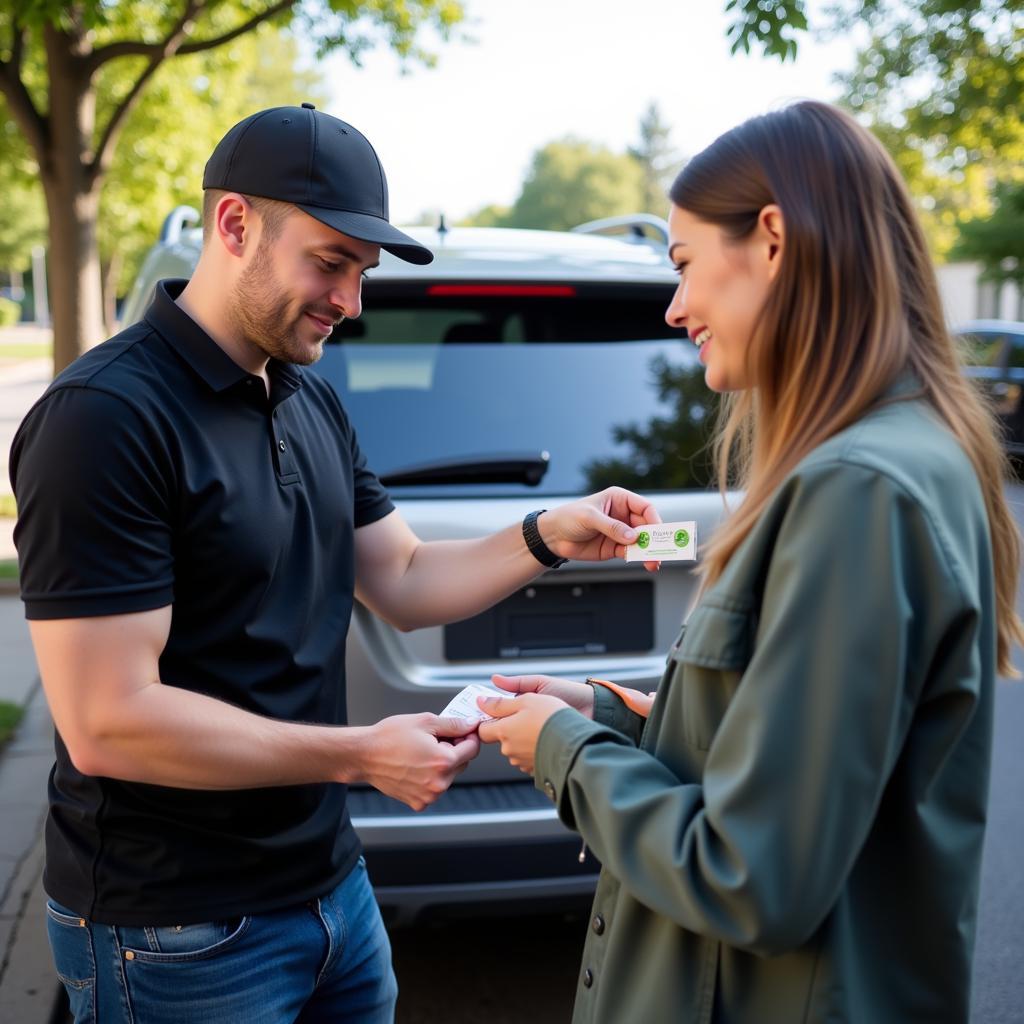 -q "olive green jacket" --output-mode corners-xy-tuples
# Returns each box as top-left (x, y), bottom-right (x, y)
(535, 391), (996, 1023)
